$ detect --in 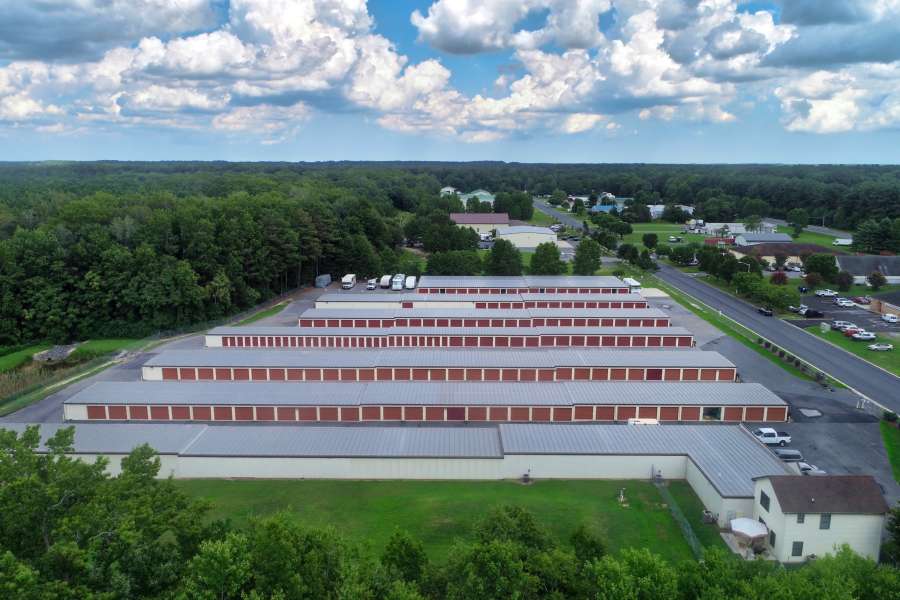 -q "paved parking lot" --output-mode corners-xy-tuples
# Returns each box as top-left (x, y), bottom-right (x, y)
(799, 294), (900, 332)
